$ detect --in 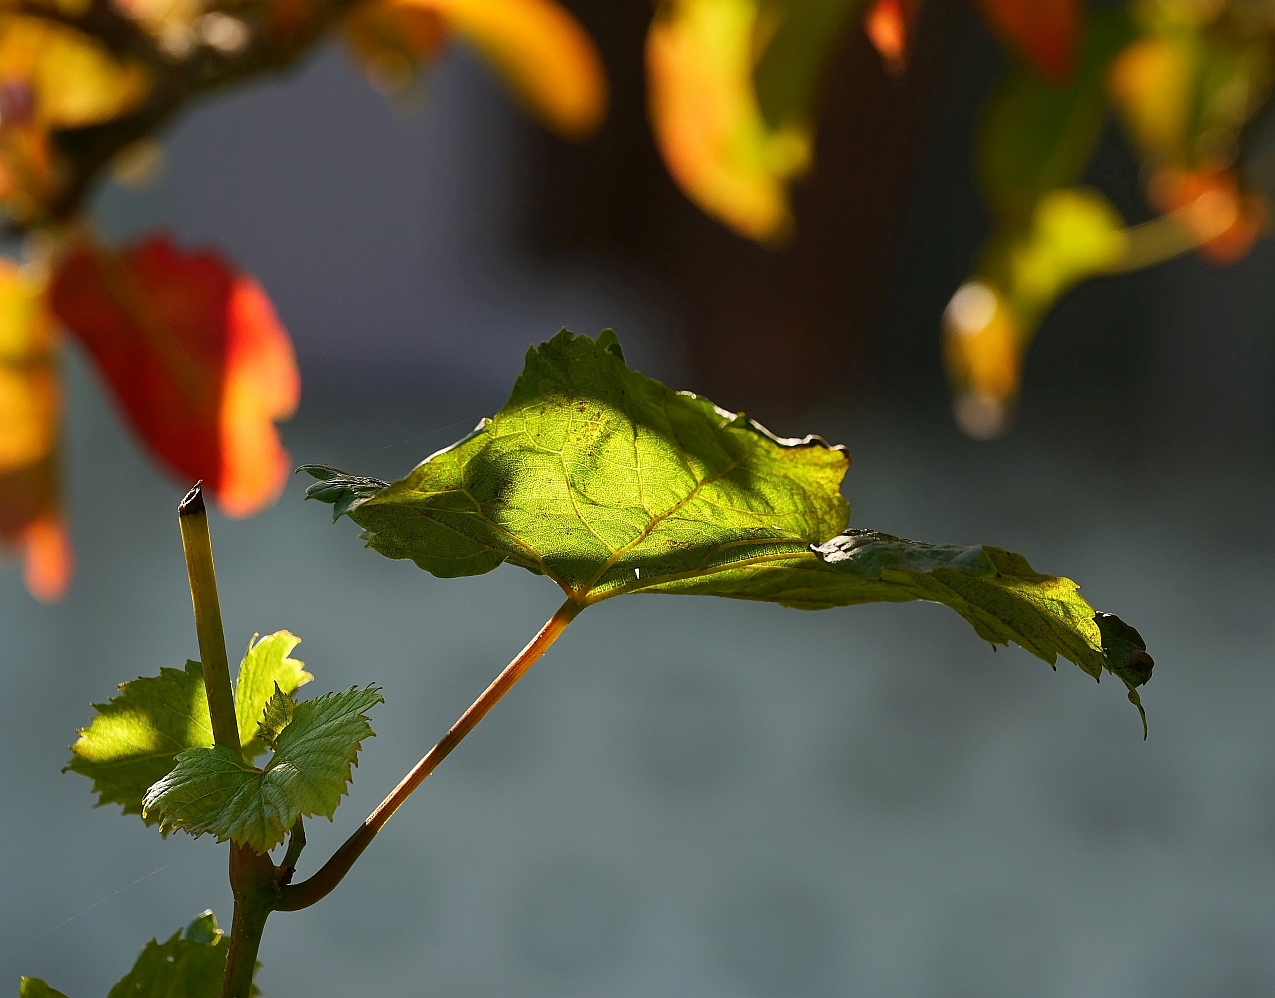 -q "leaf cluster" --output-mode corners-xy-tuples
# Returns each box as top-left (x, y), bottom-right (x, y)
(66, 630), (382, 853)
